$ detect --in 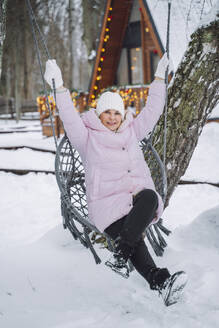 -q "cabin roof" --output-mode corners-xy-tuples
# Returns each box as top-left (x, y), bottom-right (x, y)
(88, 0), (165, 104)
